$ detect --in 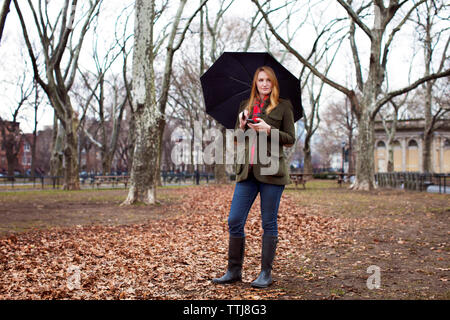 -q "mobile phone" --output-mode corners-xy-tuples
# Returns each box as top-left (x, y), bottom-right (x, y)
(247, 119), (256, 124)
